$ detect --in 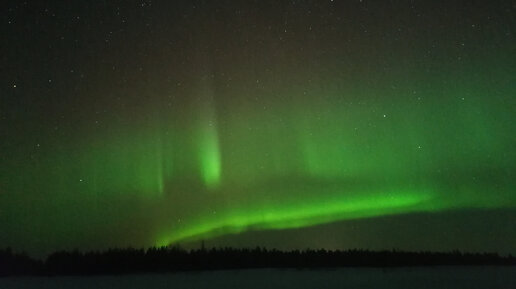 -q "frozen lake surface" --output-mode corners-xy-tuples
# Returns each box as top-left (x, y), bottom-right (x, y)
(1, 266), (515, 289)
